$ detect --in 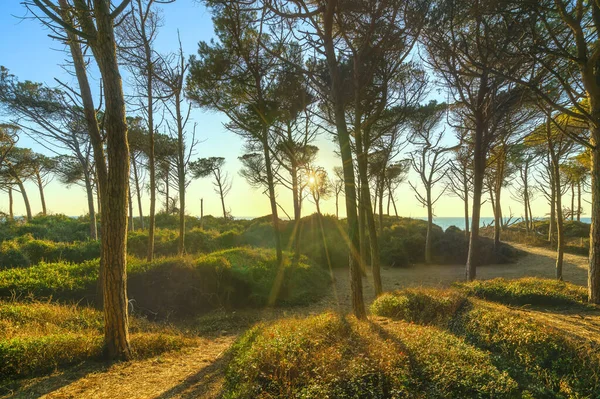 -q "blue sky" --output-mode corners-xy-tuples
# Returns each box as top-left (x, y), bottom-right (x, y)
(0, 1), (566, 221)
